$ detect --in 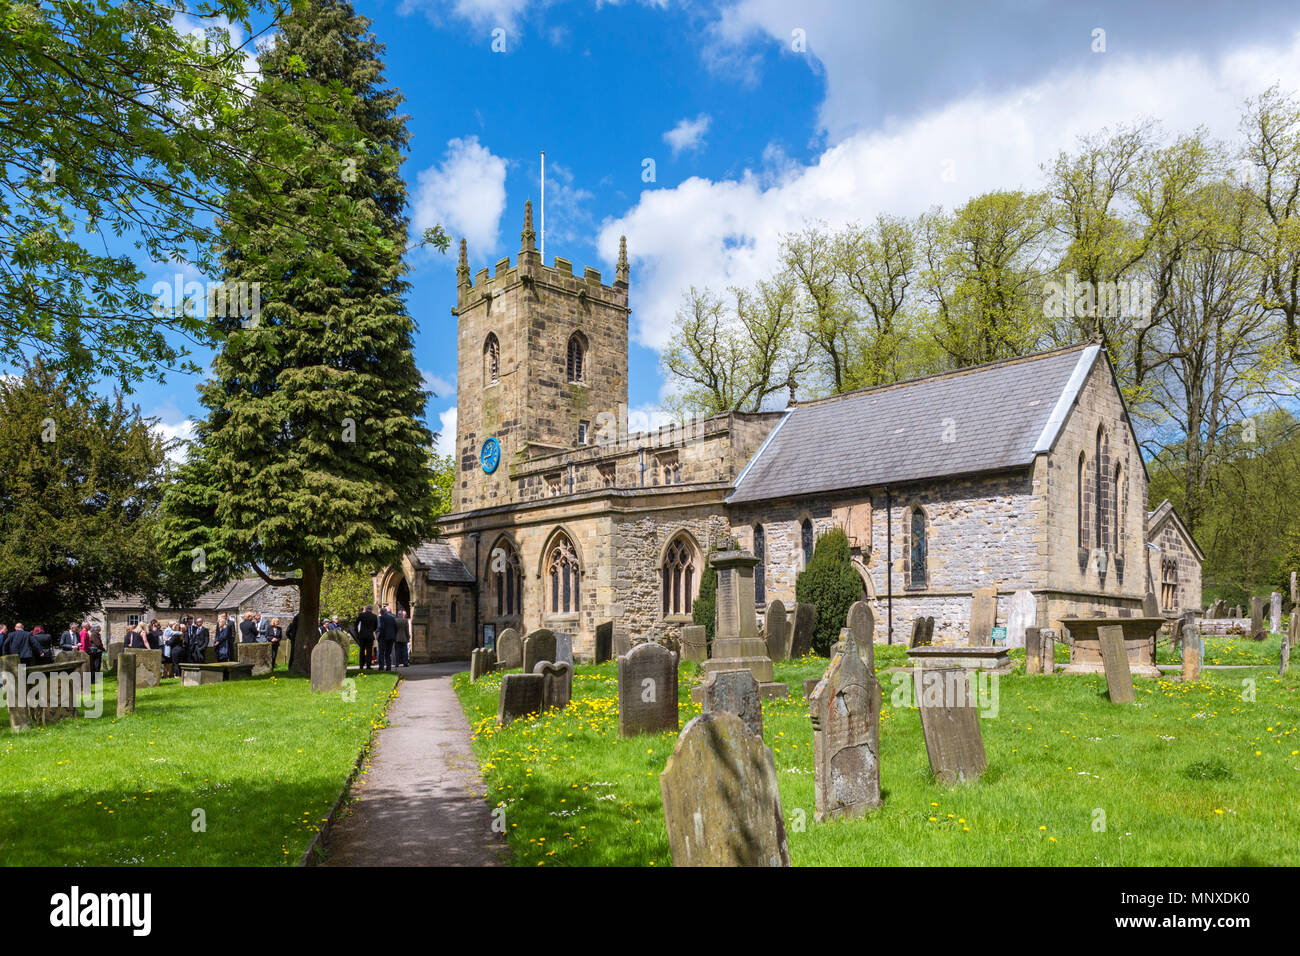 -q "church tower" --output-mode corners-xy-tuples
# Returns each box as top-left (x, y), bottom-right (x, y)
(452, 203), (630, 512)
